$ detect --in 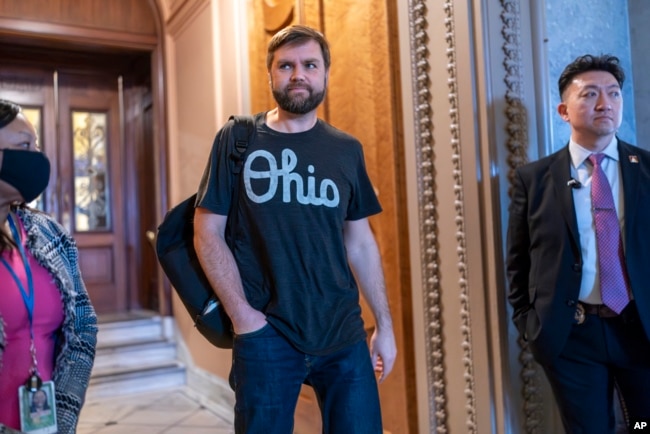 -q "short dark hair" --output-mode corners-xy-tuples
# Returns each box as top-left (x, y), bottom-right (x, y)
(0, 99), (21, 129)
(266, 25), (331, 71)
(558, 54), (625, 99)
